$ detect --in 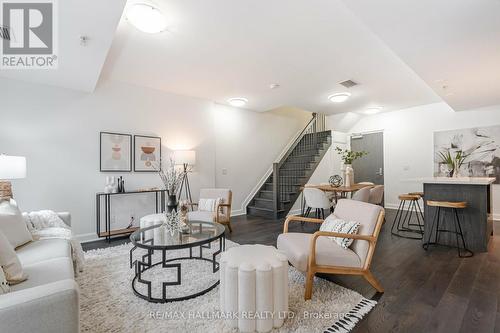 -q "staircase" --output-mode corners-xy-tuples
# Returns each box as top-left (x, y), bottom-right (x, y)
(247, 113), (332, 219)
